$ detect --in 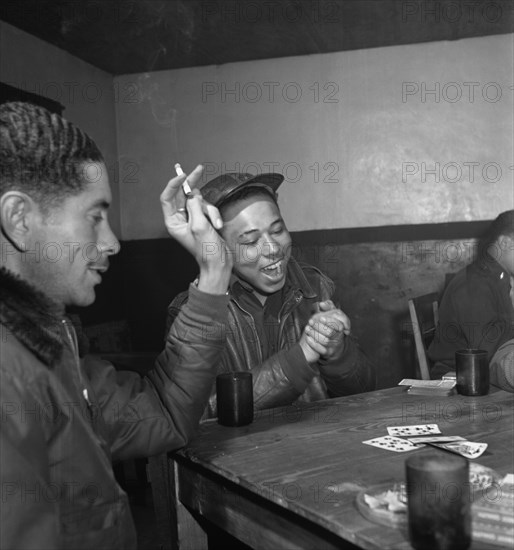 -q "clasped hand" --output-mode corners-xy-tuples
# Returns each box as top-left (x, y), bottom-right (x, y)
(299, 300), (351, 364)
